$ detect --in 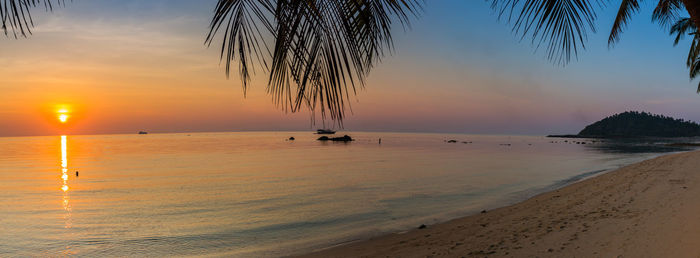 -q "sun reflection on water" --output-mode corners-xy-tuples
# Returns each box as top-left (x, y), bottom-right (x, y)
(60, 135), (72, 228)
